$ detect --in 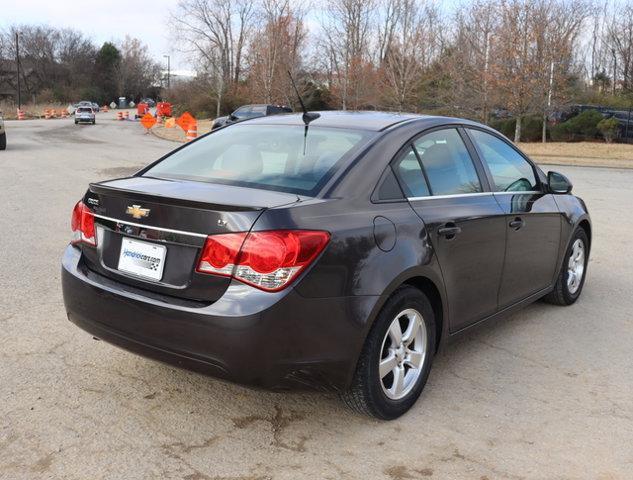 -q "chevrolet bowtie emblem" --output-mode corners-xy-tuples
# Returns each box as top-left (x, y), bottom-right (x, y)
(125, 205), (150, 219)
